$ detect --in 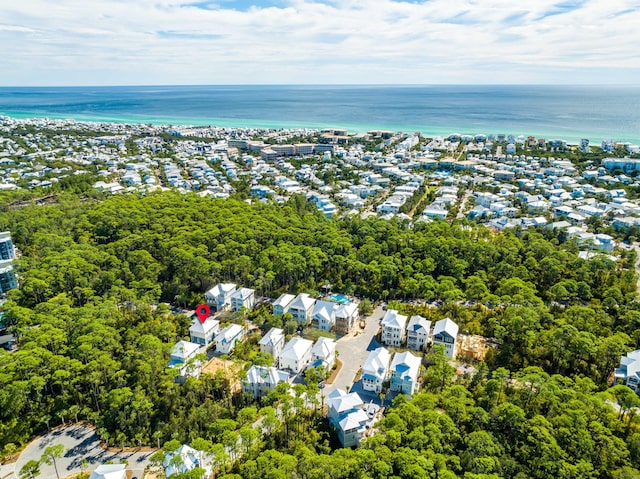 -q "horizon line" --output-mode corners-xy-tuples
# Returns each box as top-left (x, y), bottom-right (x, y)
(1, 82), (639, 89)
